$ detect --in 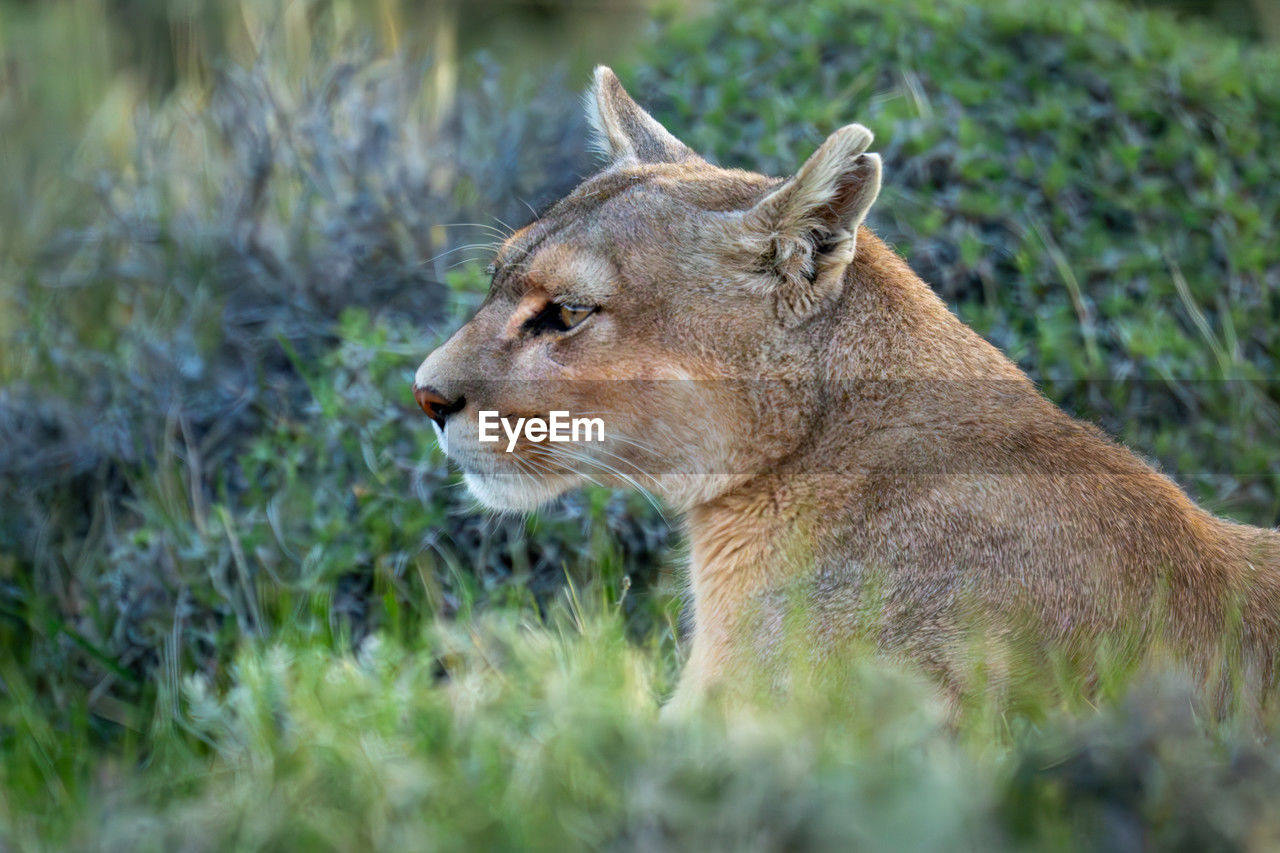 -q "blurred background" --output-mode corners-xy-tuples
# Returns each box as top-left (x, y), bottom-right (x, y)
(1, 0), (1278, 848)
